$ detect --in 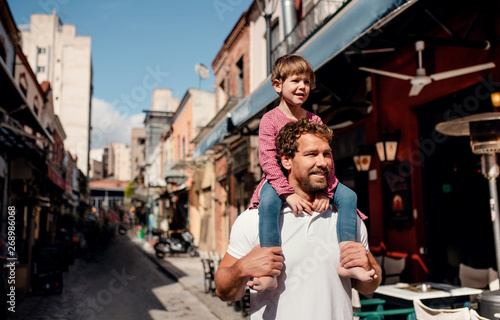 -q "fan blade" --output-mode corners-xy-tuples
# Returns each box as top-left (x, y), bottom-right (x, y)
(359, 67), (414, 81)
(430, 62), (496, 81)
(409, 83), (426, 96)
